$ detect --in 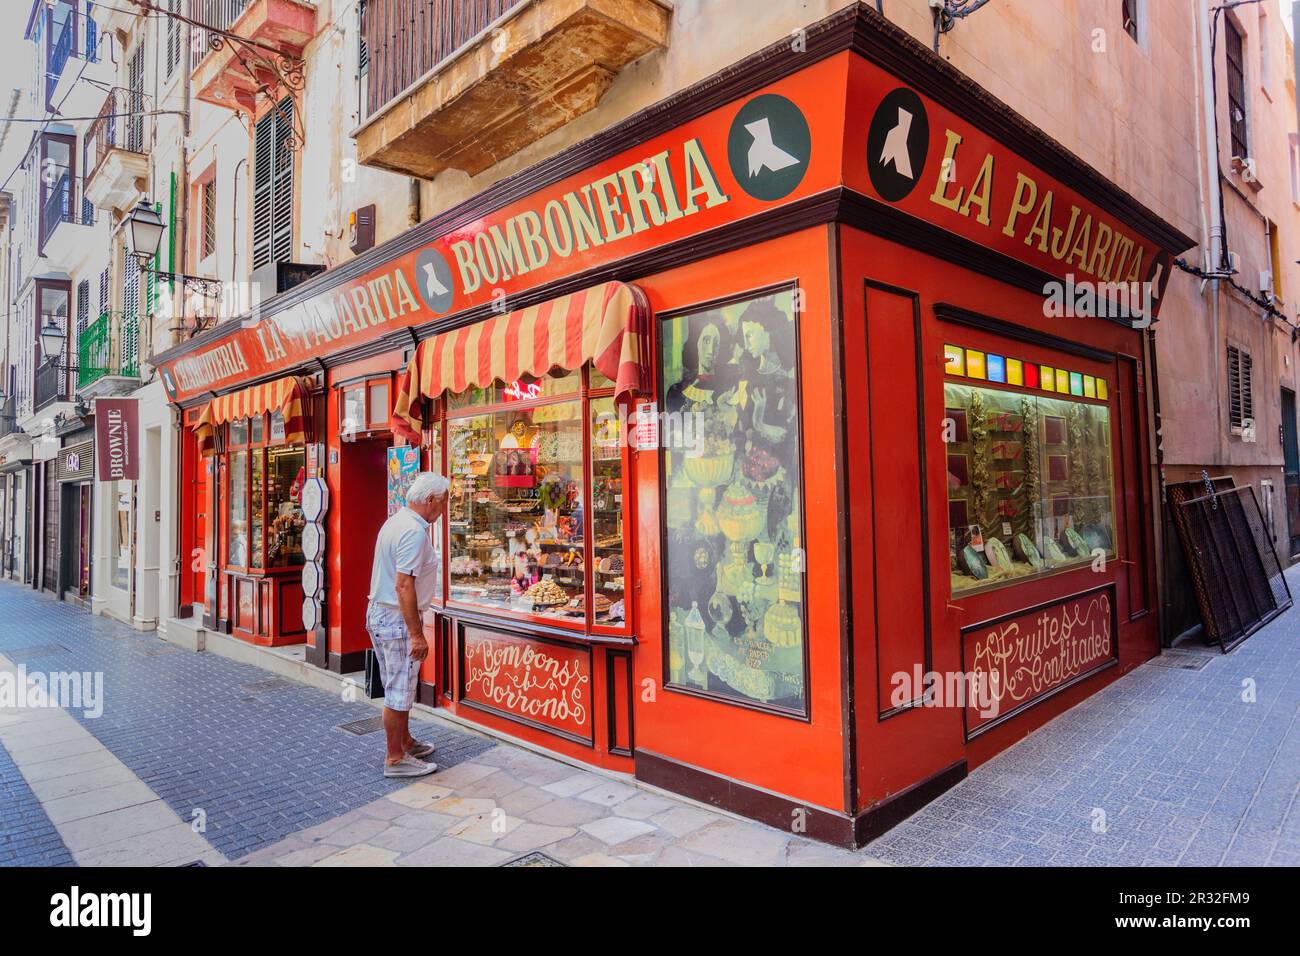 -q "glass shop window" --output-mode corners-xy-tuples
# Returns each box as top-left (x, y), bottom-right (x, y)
(943, 374), (1116, 595)
(658, 288), (807, 715)
(225, 412), (307, 571)
(442, 367), (626, 629)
